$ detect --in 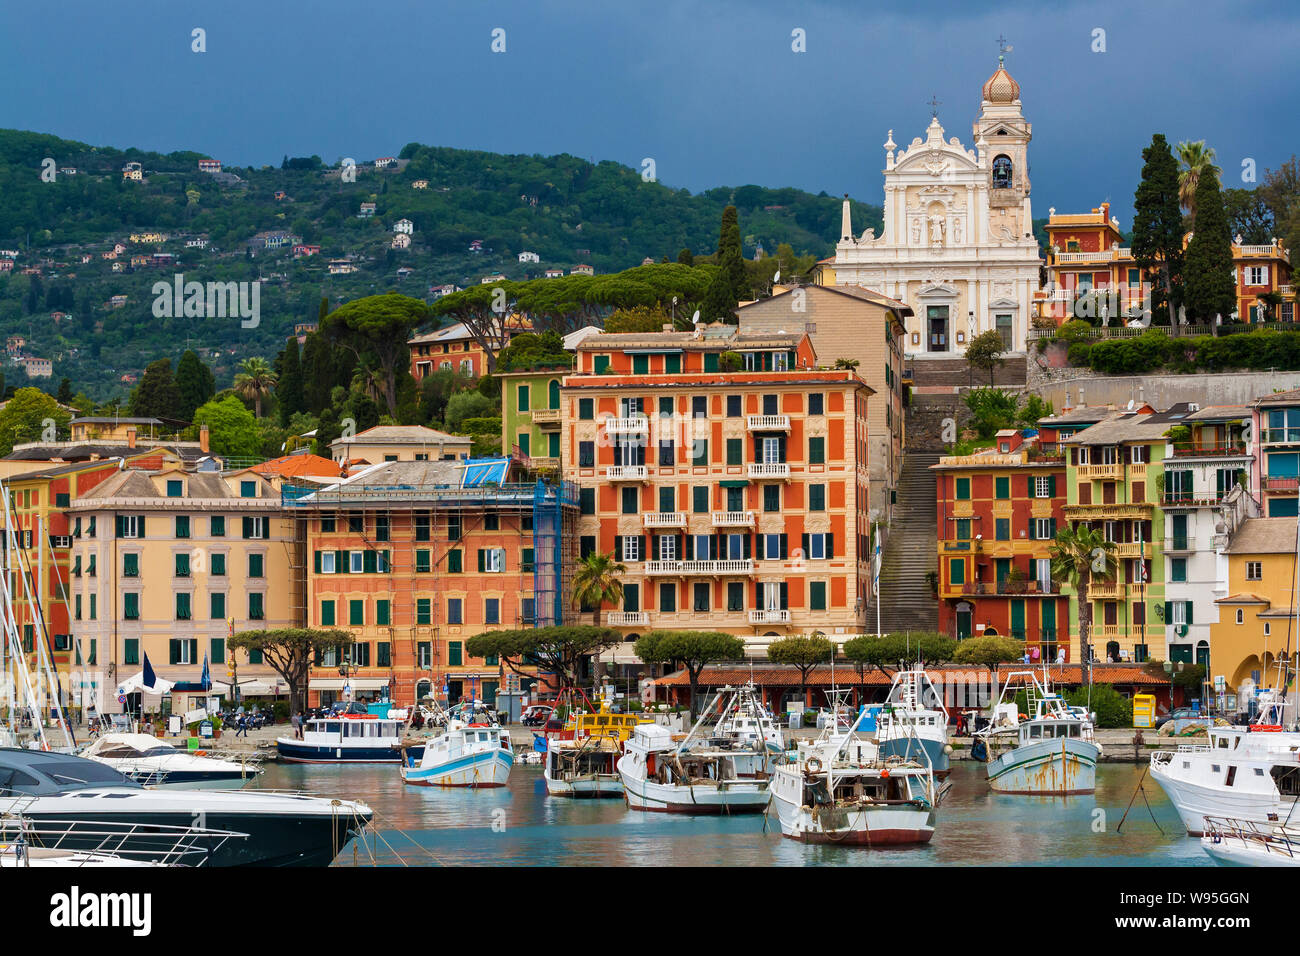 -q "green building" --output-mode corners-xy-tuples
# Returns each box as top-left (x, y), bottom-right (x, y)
(499, 369), (566, 470)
